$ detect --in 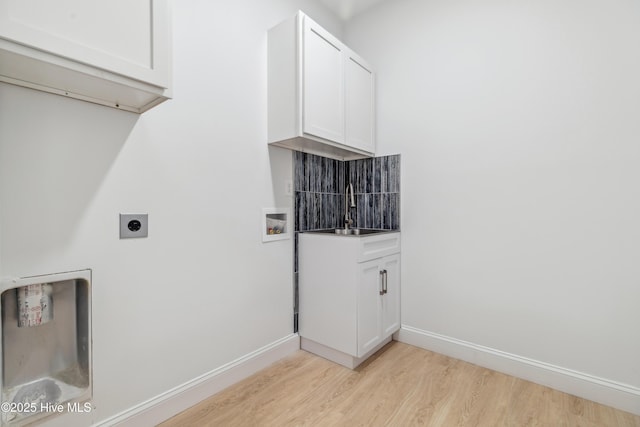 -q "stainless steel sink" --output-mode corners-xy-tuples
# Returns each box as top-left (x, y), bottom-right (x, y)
(304, 228), (394, 236)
